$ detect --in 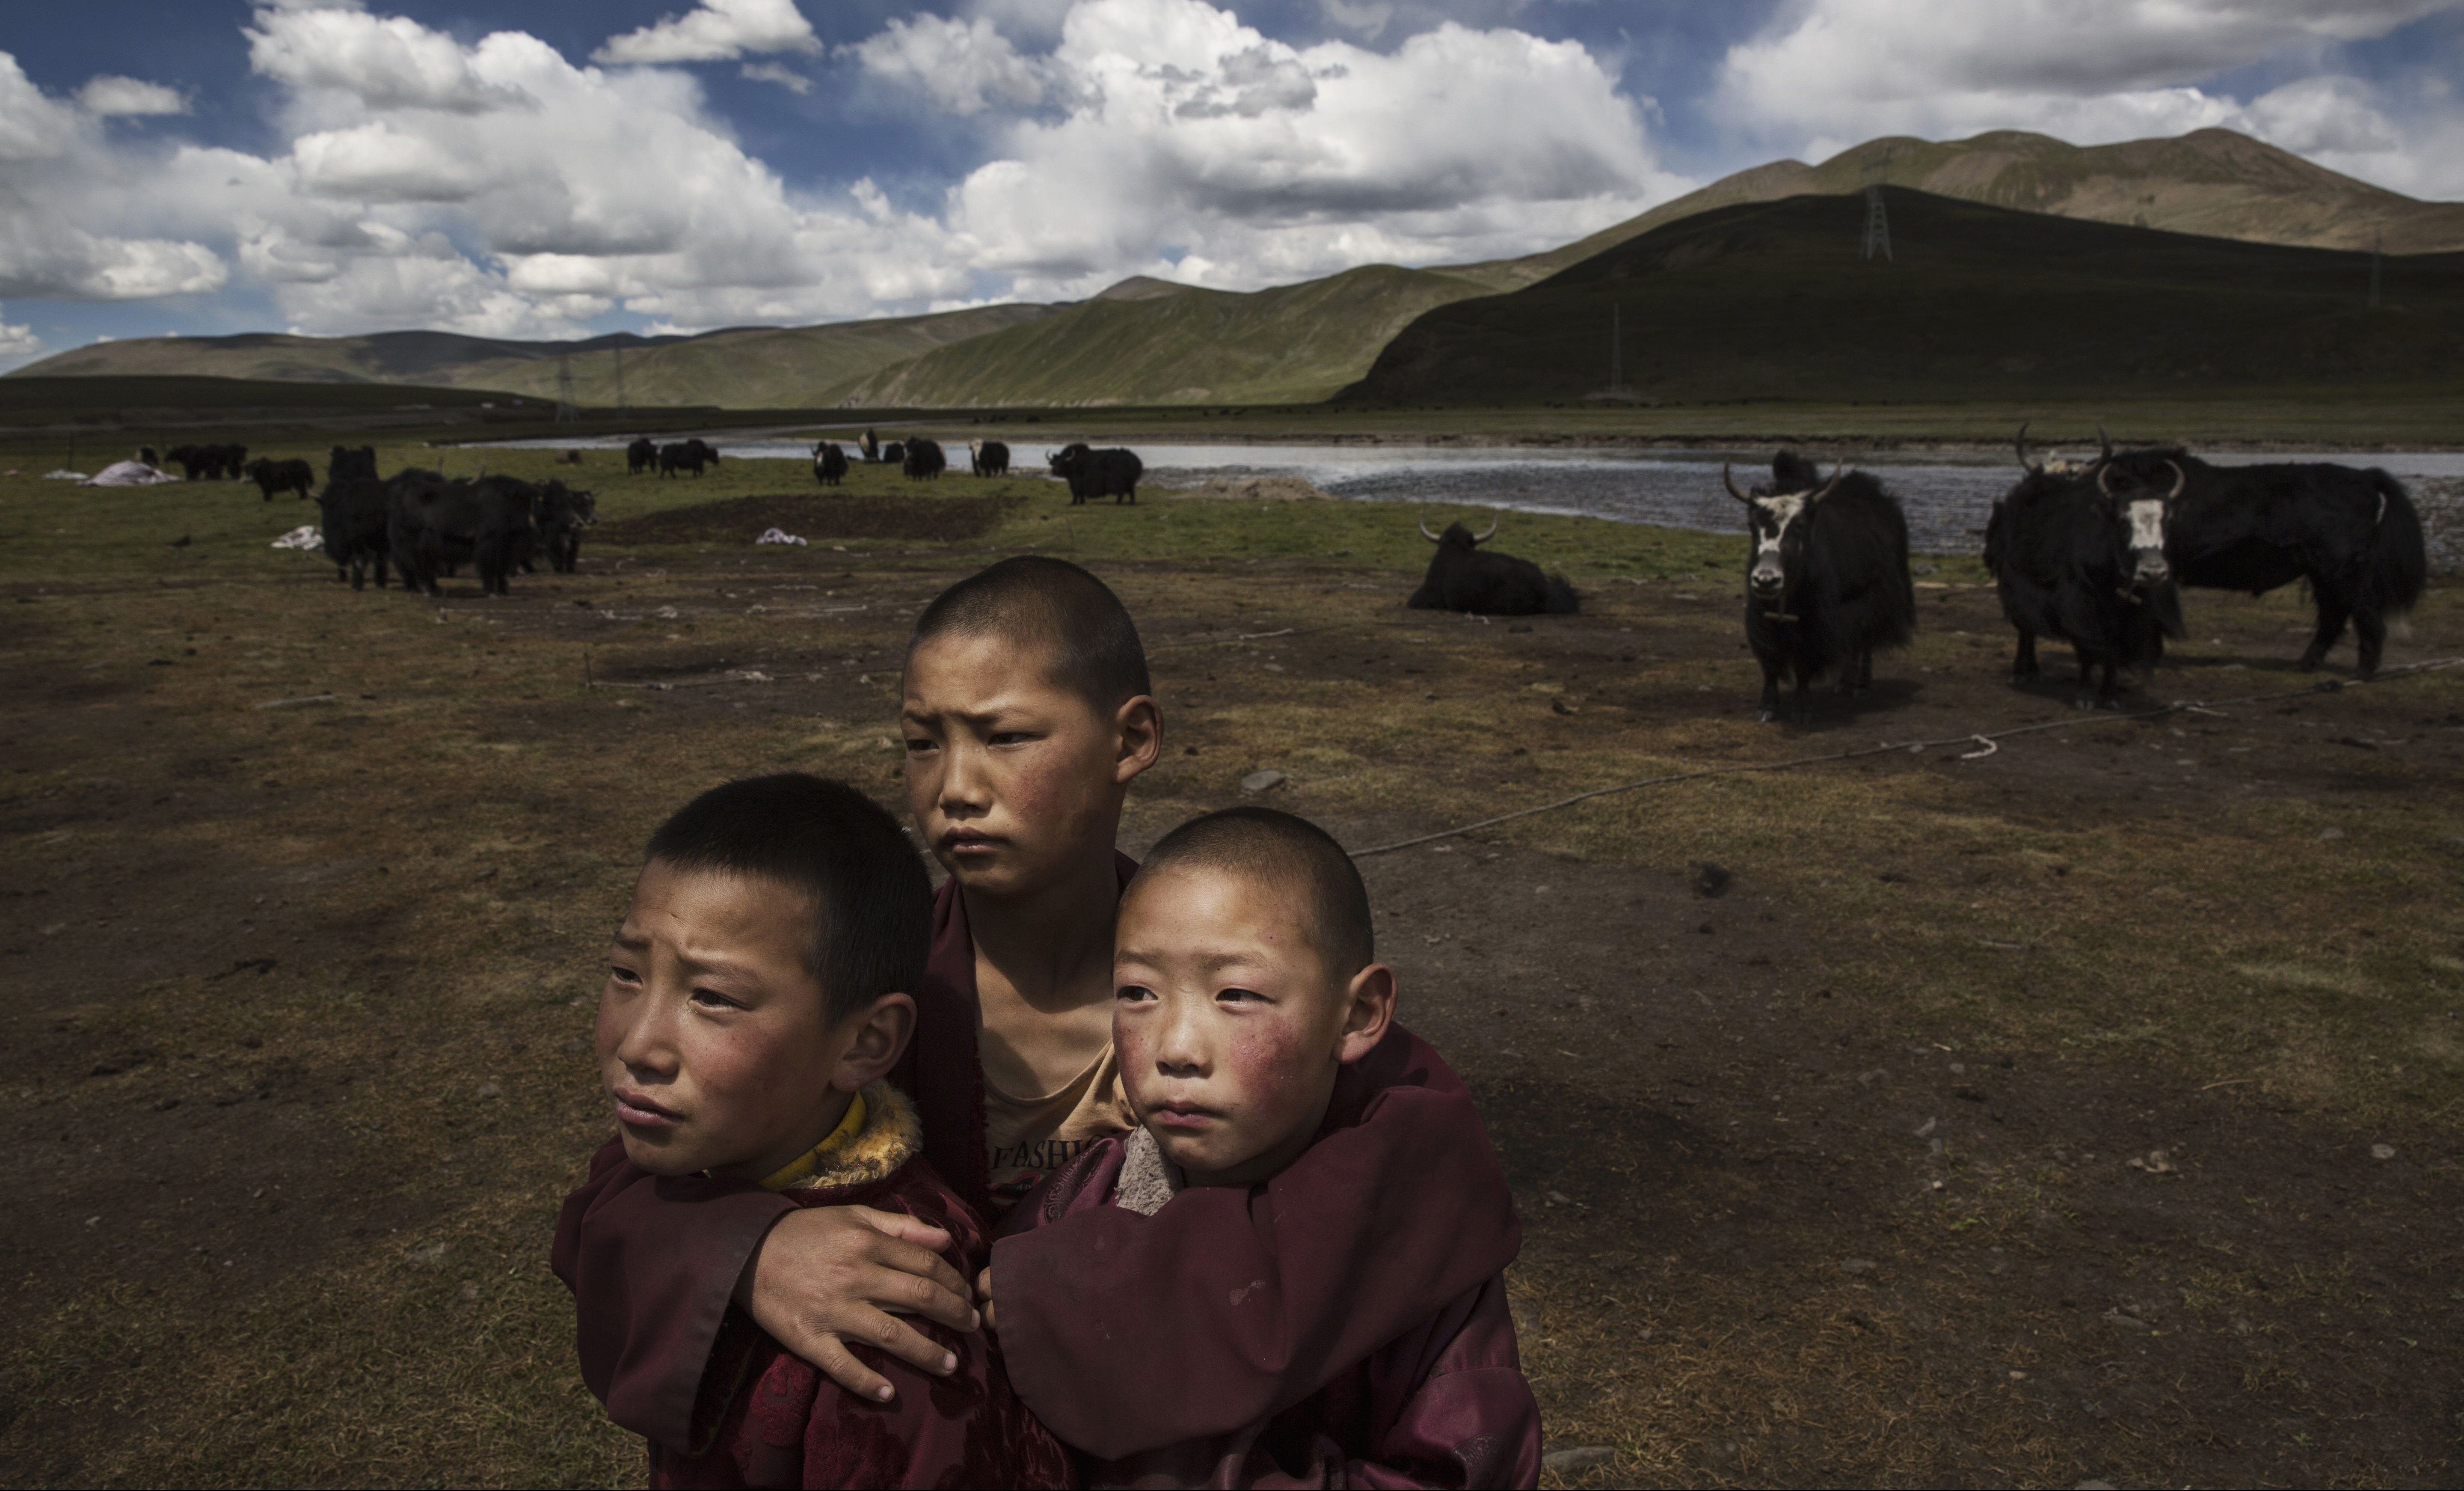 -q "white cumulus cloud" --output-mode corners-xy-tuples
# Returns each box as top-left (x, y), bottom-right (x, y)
(78, 76), (189, 117)
(0, 305), (44, 371)
(740, 62), (812, 94)
(594, 0), (820, 65)
(849, 14), (1049, 116)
